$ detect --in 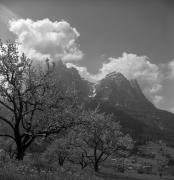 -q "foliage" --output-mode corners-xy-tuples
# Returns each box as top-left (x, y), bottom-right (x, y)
(68, 142), (90, 169)
(156, 141), (169, 177)
(0, 40), (83, 160)
(69, 109), (133, 172)
(42, 136), (71, 166)
(0, 138), (16, 161)
(0, 159), (103, 180)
